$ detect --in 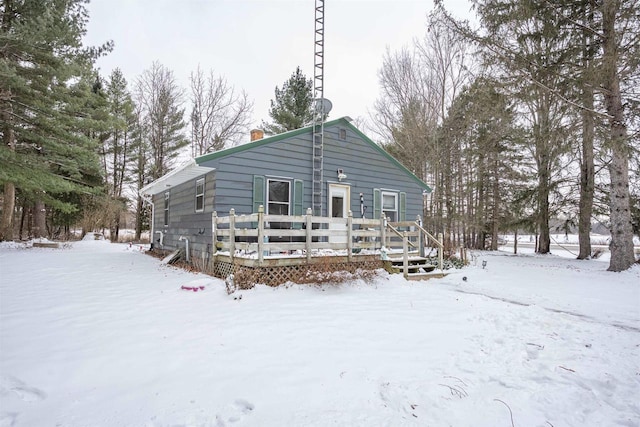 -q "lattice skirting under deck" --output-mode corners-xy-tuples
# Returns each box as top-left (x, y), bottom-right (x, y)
(212, 259), (384, 288)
